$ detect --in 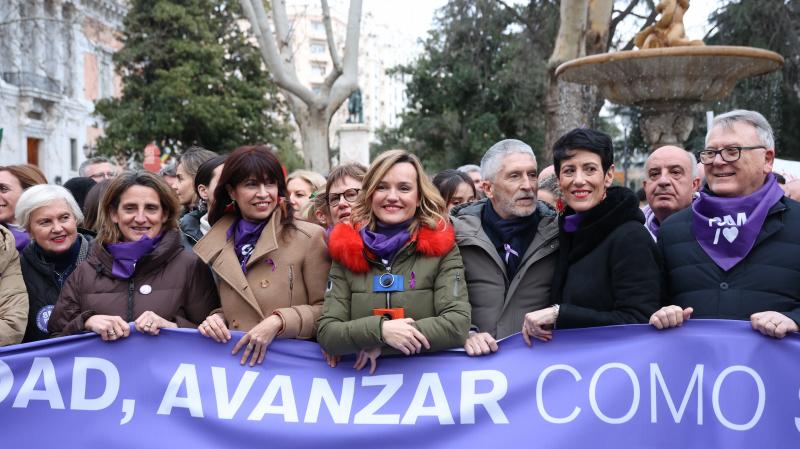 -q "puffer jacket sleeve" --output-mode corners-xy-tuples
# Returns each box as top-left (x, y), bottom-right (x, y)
(175, 255), (221, 328)
(316, 261), (385, 356)
(0, 246), (28, 346)
(411, 245), (471, 351)
(274, 228), (332, 339)
(49, 265), (95, 336)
